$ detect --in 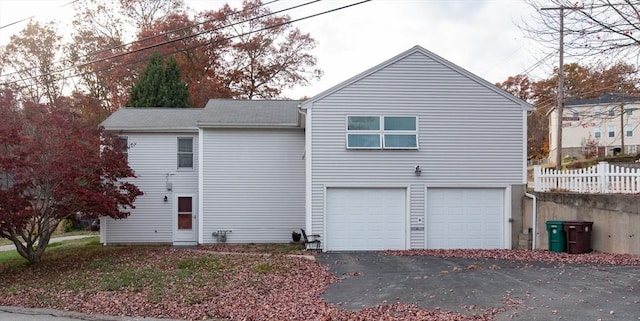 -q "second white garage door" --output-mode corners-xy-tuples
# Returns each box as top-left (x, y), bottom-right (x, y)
(326, 188), (406, 251)
(427, 188), (504, 249)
